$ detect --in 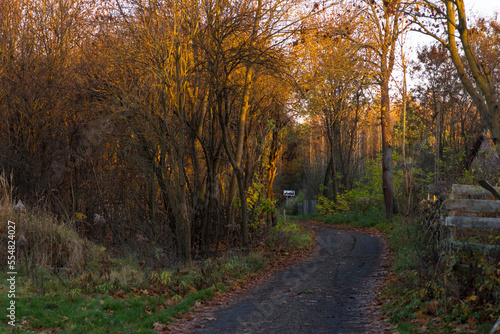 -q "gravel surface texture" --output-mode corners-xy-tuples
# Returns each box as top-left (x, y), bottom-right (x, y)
(189, 221), (392, 334)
